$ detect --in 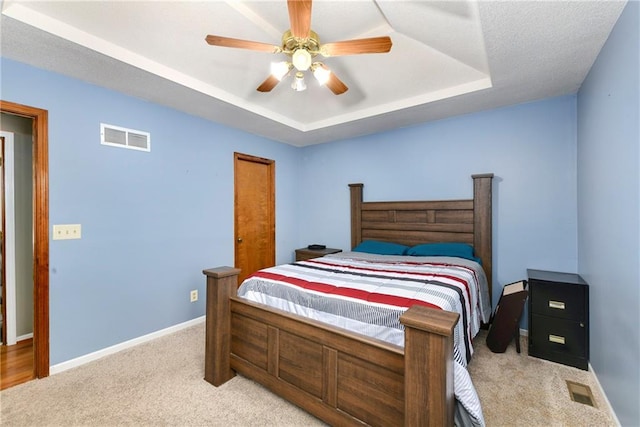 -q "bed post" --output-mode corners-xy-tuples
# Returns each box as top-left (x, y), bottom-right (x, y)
(202, 266), (240, 386)
(401, 306), (459, 426)
(349, 183), (363, 250)
(472, 173), (493, 301)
